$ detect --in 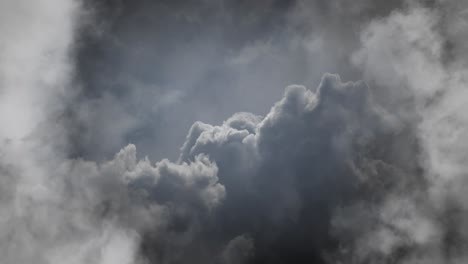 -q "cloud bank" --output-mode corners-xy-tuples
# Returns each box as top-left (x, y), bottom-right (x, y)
(1, 0), (468, 264)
